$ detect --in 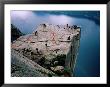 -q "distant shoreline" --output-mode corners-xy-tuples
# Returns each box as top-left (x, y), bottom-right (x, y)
(34, 11), (100, 25)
